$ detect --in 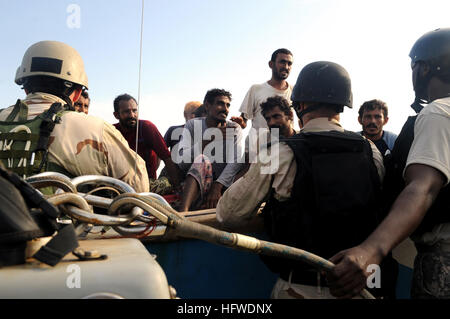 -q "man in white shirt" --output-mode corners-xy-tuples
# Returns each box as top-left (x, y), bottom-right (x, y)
(176, 89), (244, 211)
(231, 48), (294, 131)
